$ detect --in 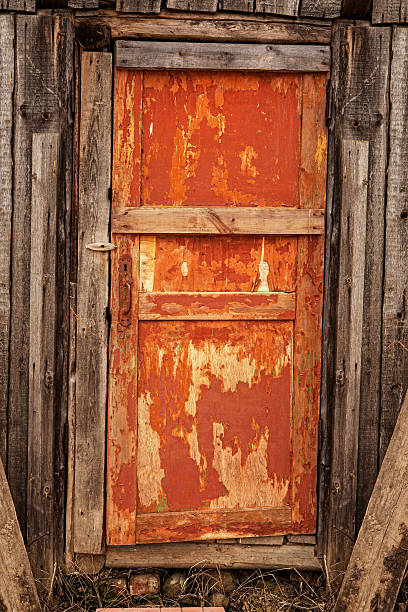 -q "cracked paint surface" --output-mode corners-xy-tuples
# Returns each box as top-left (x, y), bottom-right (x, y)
(137, 321), (292, 515)
(107, 69), (328, 545)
